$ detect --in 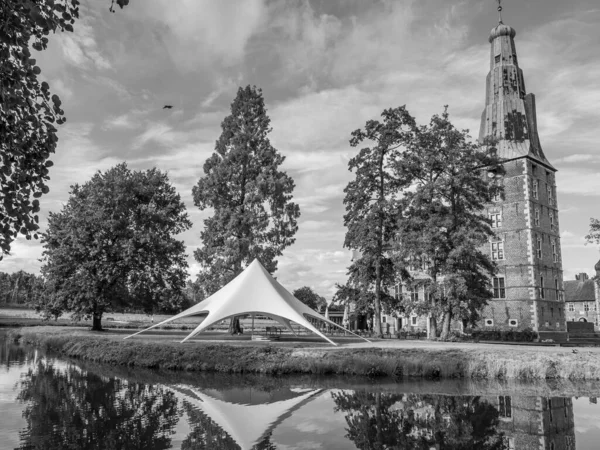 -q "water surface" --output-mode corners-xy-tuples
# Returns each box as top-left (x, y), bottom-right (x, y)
(1, 335), (599, 449)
